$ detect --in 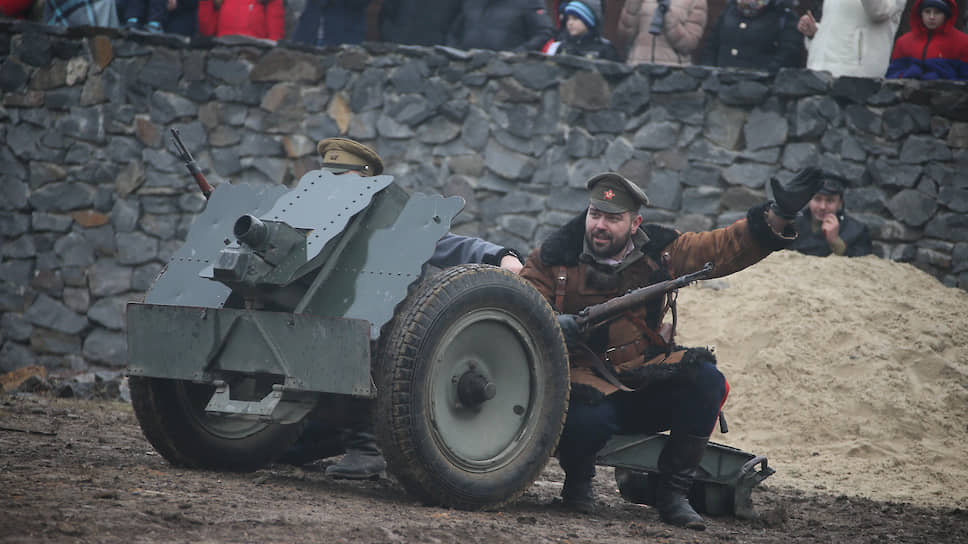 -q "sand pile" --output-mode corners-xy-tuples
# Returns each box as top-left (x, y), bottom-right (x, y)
(675, 250), (968, 509)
